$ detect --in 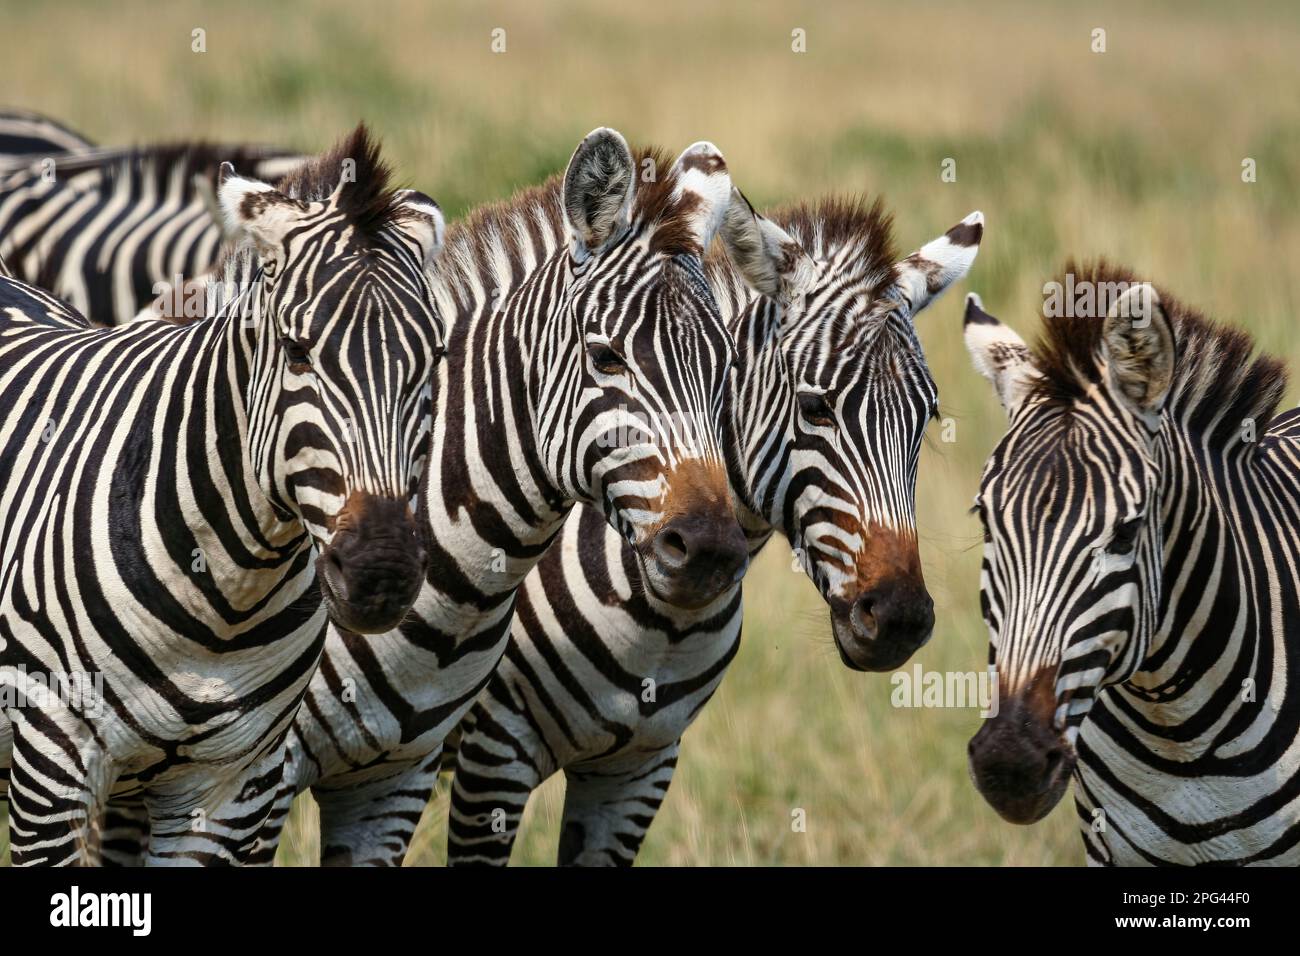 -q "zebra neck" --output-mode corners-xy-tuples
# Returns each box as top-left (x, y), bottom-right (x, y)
(418, 256), (576, 634)
(724, 301), (787, 538)
(1123, 425), (1290, 738)
(176, 258), (312, 595)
